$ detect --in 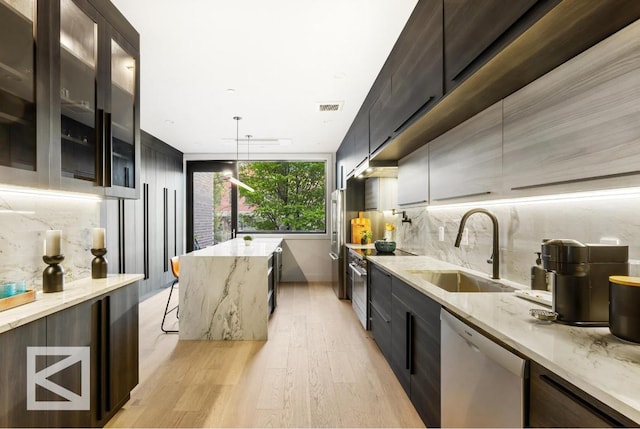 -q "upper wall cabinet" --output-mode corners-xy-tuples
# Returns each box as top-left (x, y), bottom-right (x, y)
(443, 0), (549, 93)
(503, 19), (640, 195)
(104, 27), (139, 198)
(0, 0), (139, 198)
(369, 0), (443, 157)
(397, 143), (429, 207)
(429, 101), (503, 204)
(389, 0), (443, 136)
(0, 0), (43, 188)
(351, 110), (369, 173)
